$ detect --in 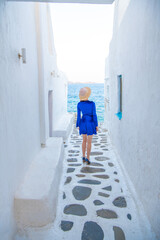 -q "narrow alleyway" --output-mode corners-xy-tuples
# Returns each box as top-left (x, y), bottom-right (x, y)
(22, 116), (150, 240)
(51, 117), (144, 240)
